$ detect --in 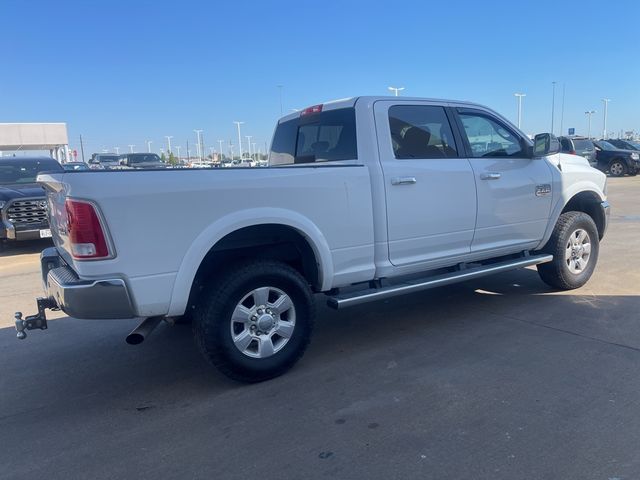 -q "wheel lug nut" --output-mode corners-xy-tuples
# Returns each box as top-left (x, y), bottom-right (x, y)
(251, 316), (257, 321)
